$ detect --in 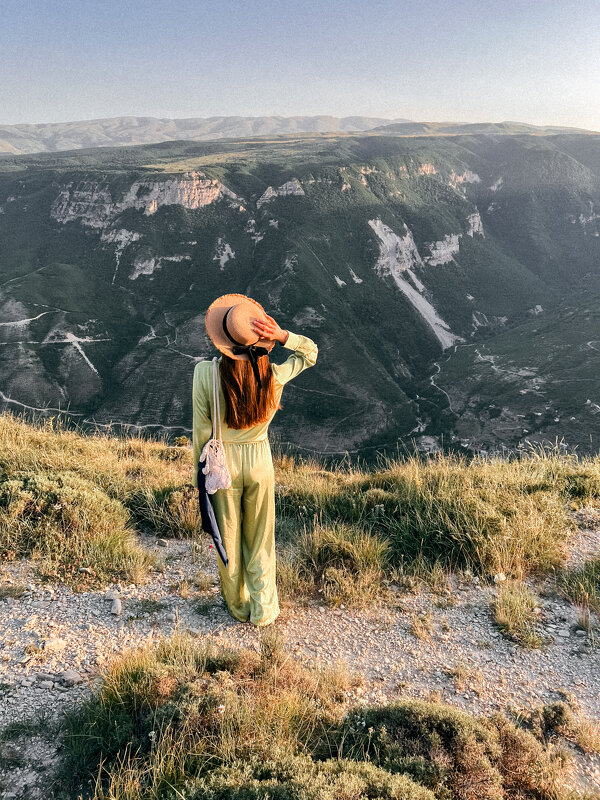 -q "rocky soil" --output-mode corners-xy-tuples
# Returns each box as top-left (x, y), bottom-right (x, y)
(1, 522), (599, 799)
